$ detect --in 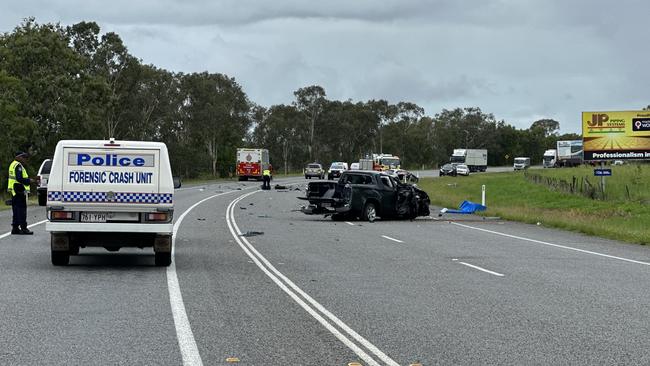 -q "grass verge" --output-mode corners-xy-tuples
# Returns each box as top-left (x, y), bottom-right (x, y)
(418, 170), (650, 245)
